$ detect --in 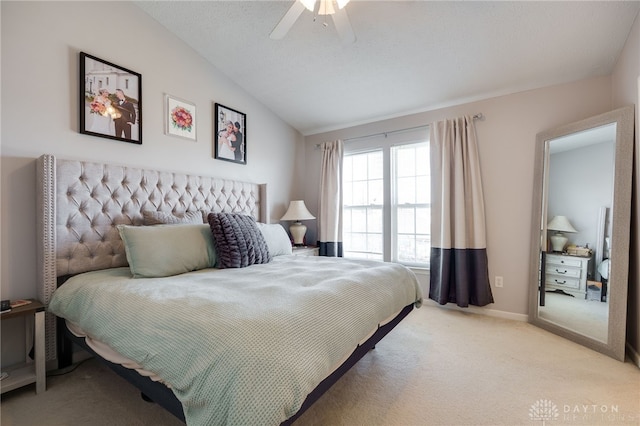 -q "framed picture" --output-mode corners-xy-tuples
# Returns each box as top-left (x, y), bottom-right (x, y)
(165, 94), (196, 141)
(79, 52), (142, 145)
(214, 103), (246, 165)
